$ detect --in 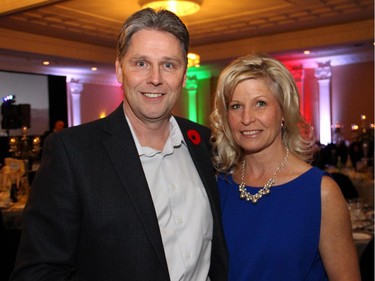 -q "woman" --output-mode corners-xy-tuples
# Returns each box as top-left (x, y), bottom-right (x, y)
(210, 54), (360, 281)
